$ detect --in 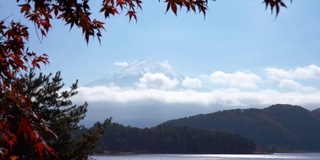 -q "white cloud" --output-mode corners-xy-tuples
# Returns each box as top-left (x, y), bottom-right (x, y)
(264, 68), (290, 80)
(136, 73), (179, 90)
(182, 77), (202, 89)
(74, 86), (320, 108)
(113, 61), (128, 67)
(209, 71), (261, 89)
(265, 64), (320, 80)
(294, 65), (320, 79)
(264, 65), (320, 92)
(278, 79), (317, 93)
